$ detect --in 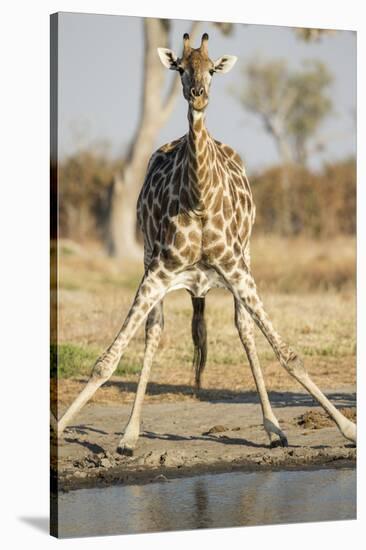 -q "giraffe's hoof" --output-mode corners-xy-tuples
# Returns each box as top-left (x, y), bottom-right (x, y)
(343, 421), (356, 444)
(270, 435), (288, 449)
(116, 444), (134, 457)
